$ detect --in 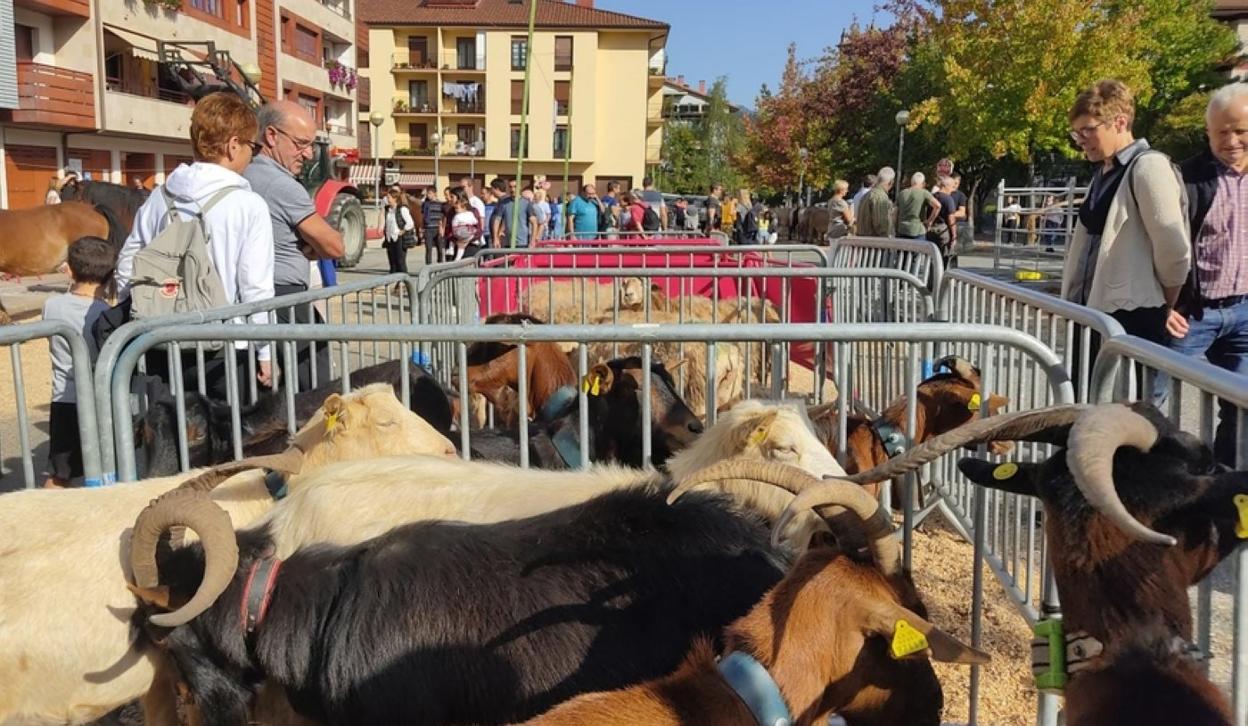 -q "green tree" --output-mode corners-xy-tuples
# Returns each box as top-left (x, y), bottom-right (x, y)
(740, 44), (810, 196)
(658, 78), (745, 194)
